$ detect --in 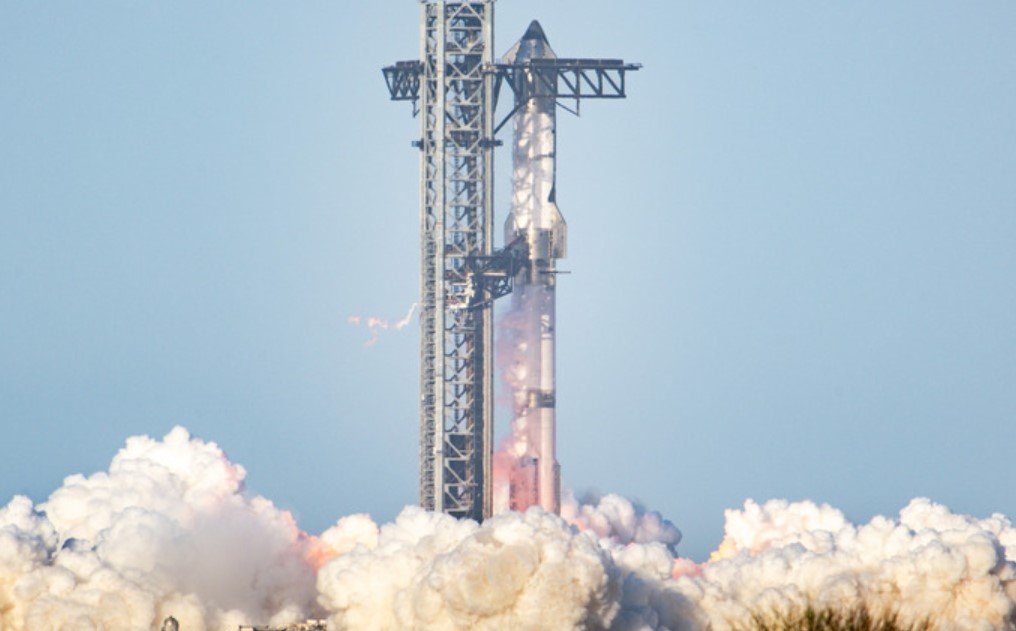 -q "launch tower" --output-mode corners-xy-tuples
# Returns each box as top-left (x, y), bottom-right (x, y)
(384, 1), (638, 521)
